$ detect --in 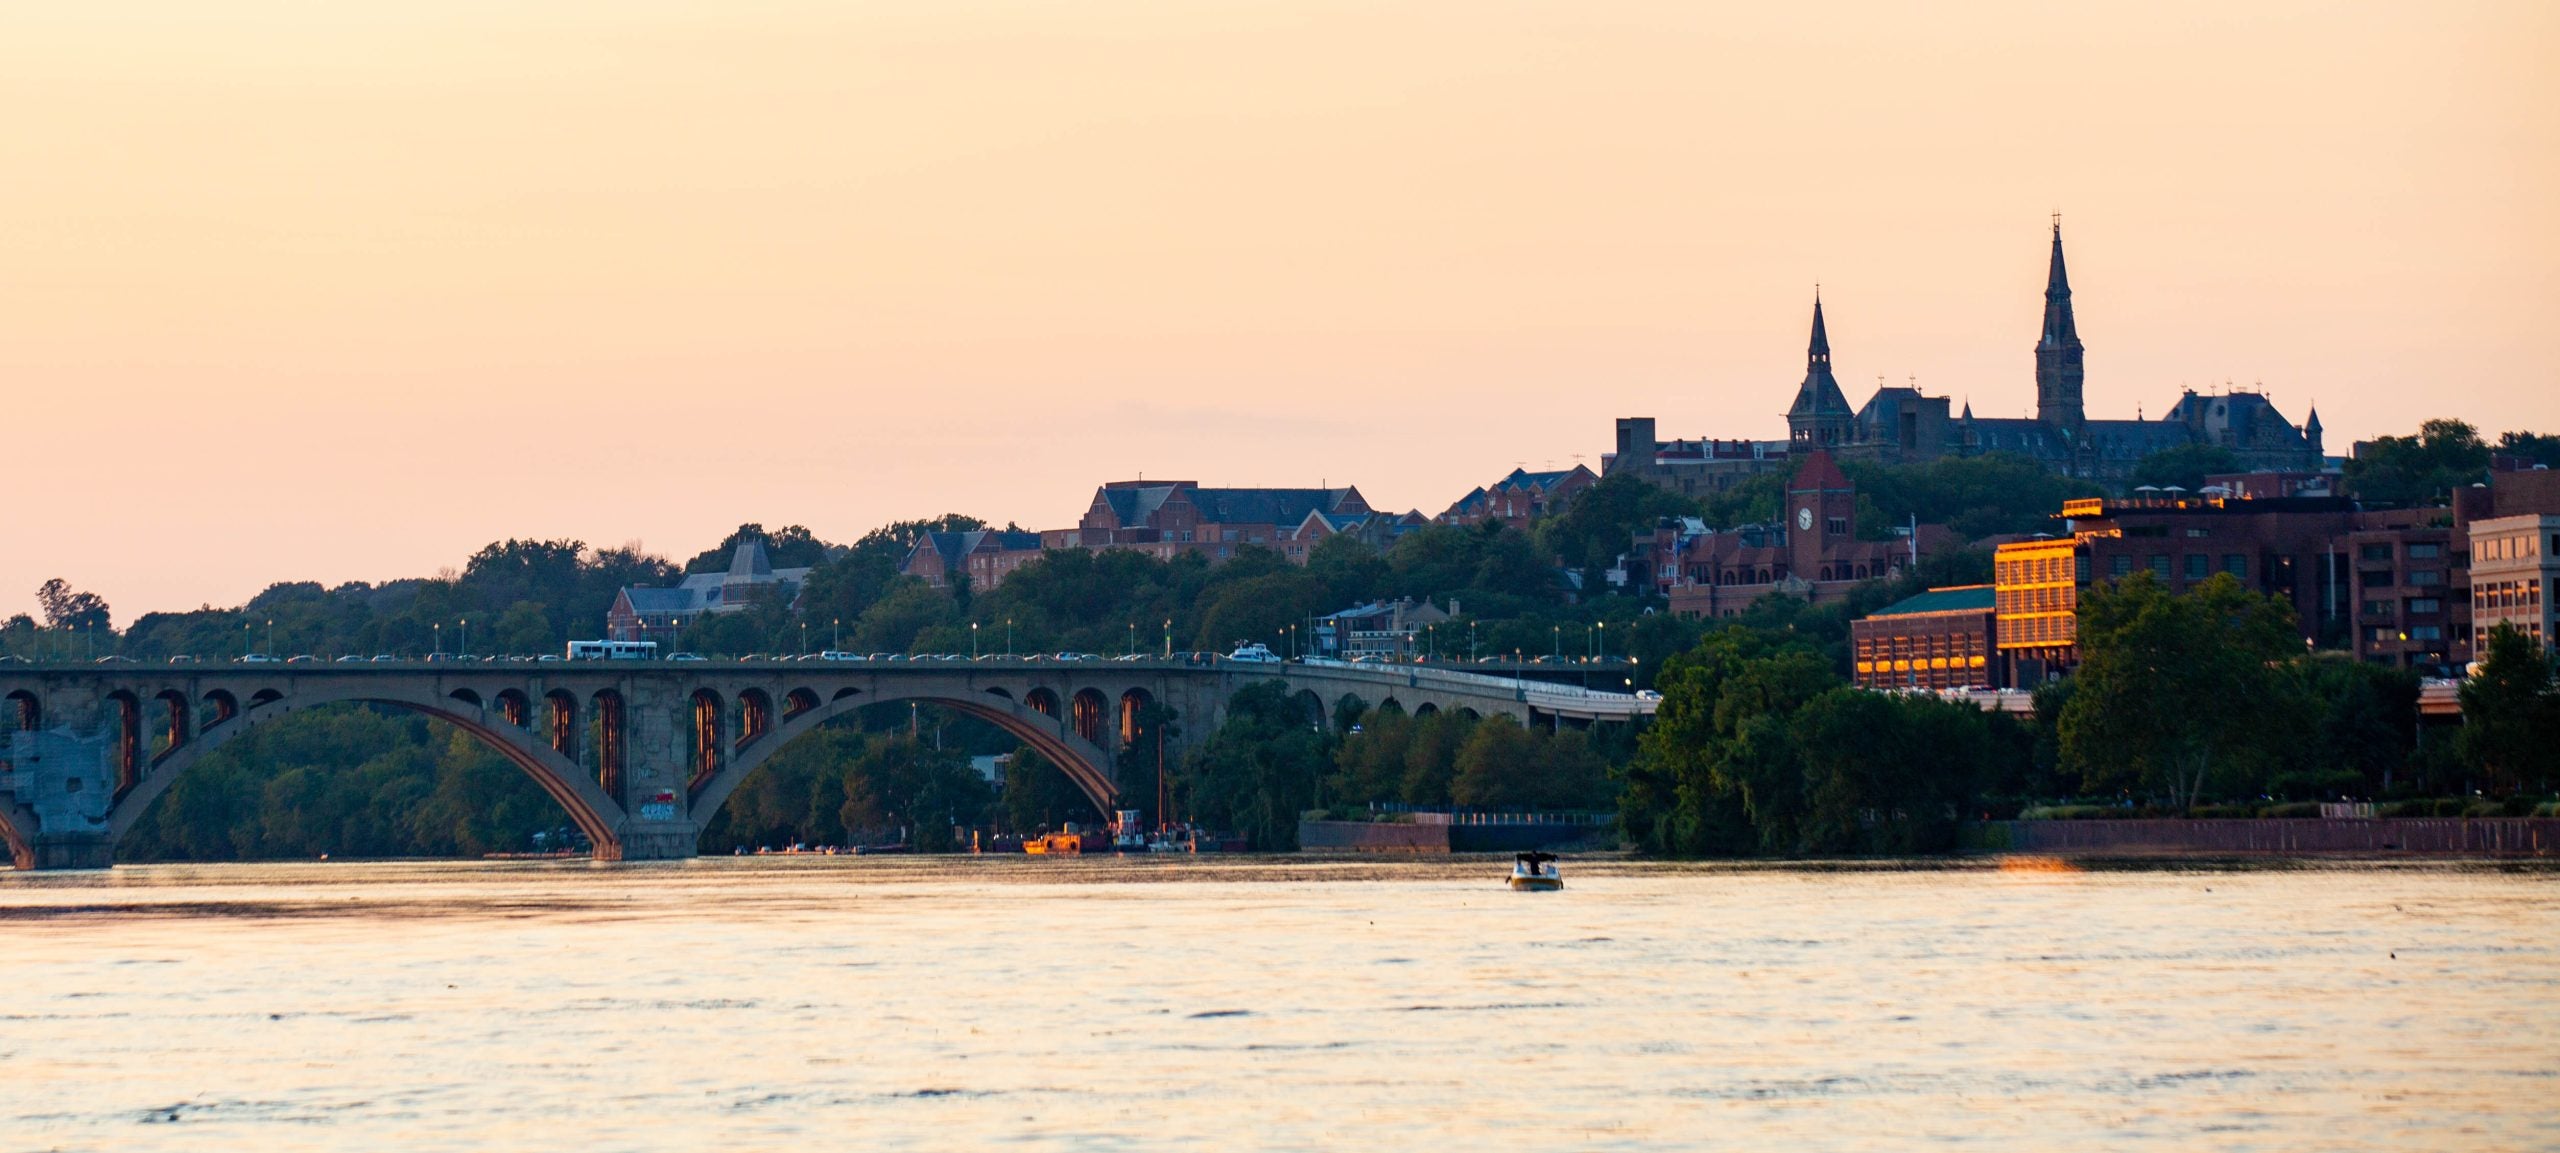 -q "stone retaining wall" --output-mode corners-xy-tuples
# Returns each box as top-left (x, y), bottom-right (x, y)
(1971, 818), (2560, 857)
